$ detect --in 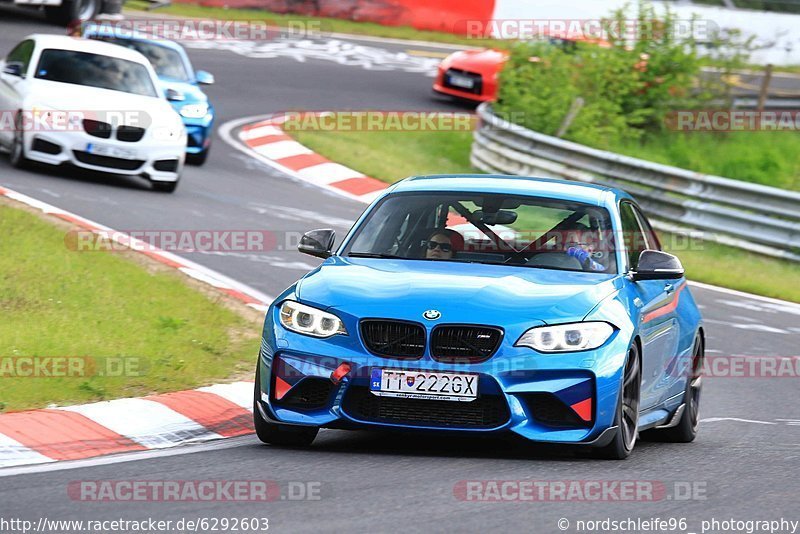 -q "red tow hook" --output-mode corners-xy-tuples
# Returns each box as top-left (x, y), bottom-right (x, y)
(330, 362), (352, 385)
